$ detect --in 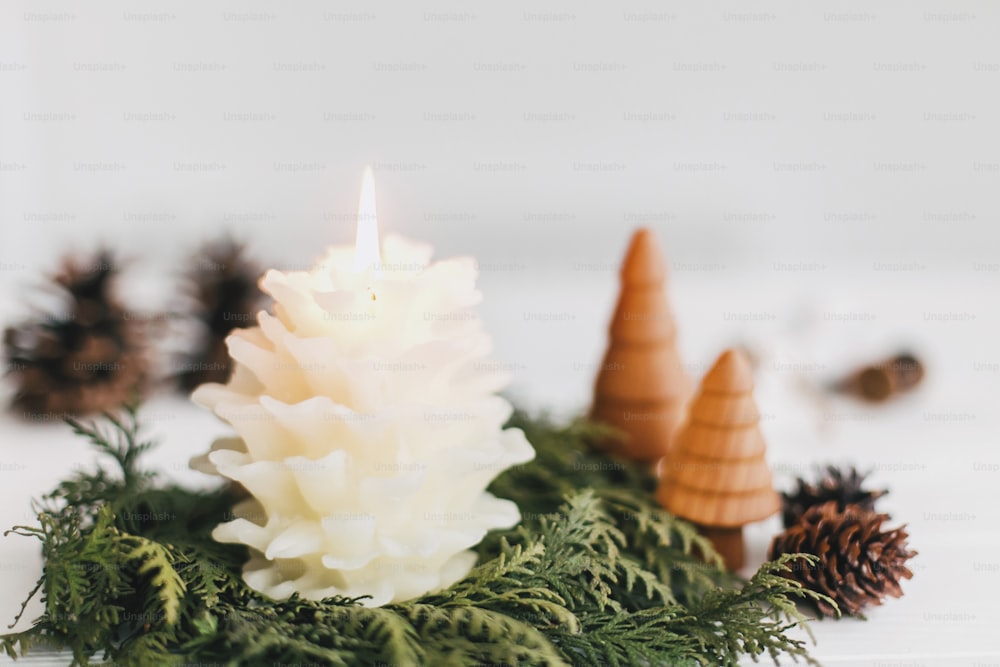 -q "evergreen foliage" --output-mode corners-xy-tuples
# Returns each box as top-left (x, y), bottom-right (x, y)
(2, 406), (832, 666)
